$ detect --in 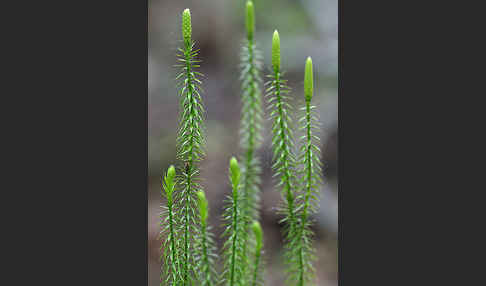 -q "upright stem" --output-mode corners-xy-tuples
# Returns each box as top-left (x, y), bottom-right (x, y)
(200, 221), (211, 286)
(183, 45), (195, 286)
(243, 37), (256, 215)
(241, 36), (257, 278)
(297, 101), (313, 286)
(250, 220), (263, 286)
(251, 249), (261, 286)
(274, 71), (296, 234)
(230, 186), (239, 286)
(167, 197), (178, 280)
